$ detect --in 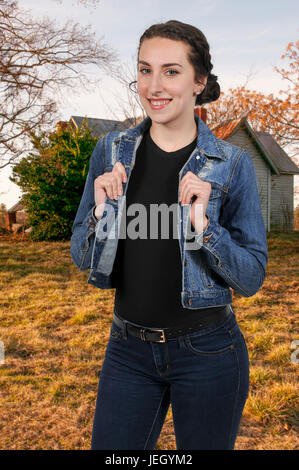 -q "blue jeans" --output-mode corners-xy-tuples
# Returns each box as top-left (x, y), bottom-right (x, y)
(91, 305), (249, 450)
